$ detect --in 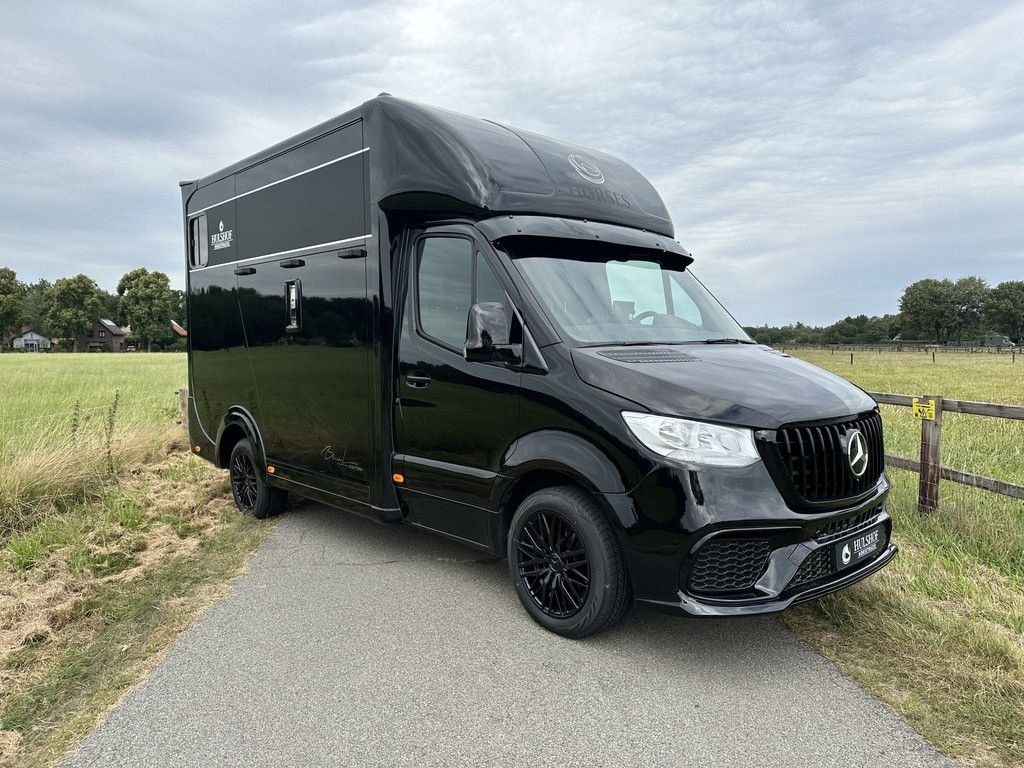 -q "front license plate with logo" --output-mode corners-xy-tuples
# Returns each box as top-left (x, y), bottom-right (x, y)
(834, 525), (884, 571)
